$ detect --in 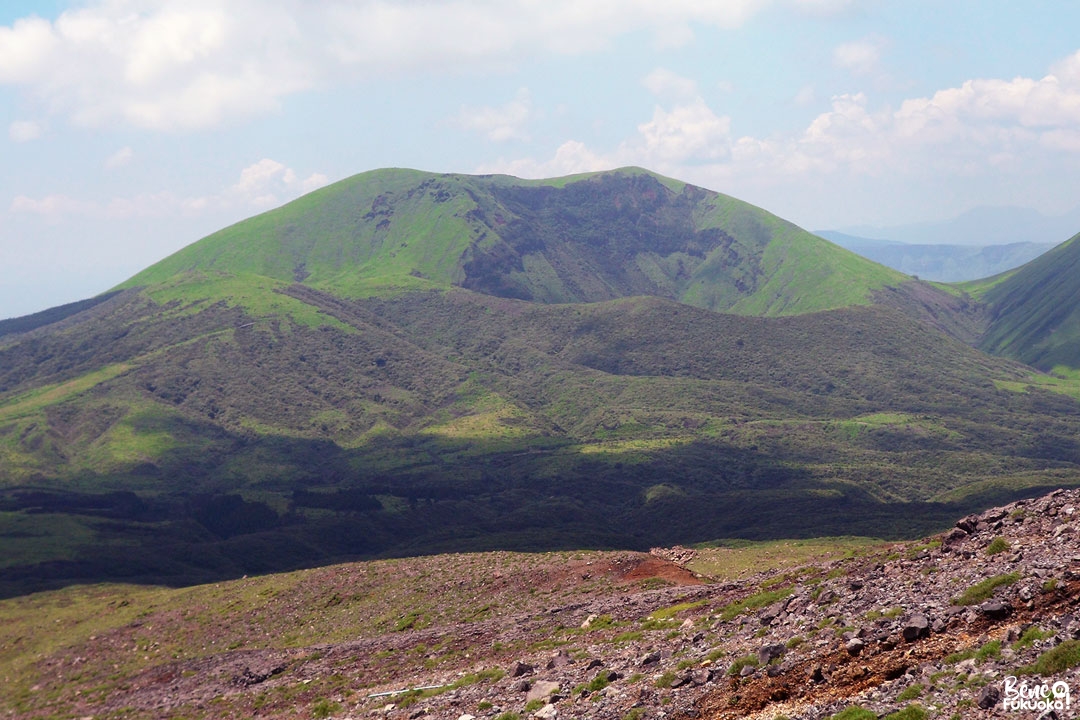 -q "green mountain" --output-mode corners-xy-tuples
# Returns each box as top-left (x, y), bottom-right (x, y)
(119, 167), (906, 315)
(975, 231), (1080, 370)
(2, 167), (1079, 595)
